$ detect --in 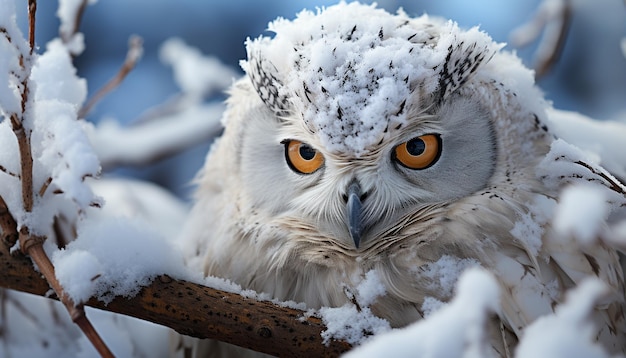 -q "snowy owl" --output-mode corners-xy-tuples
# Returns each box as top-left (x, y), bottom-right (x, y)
(180, 2), (625, 356)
